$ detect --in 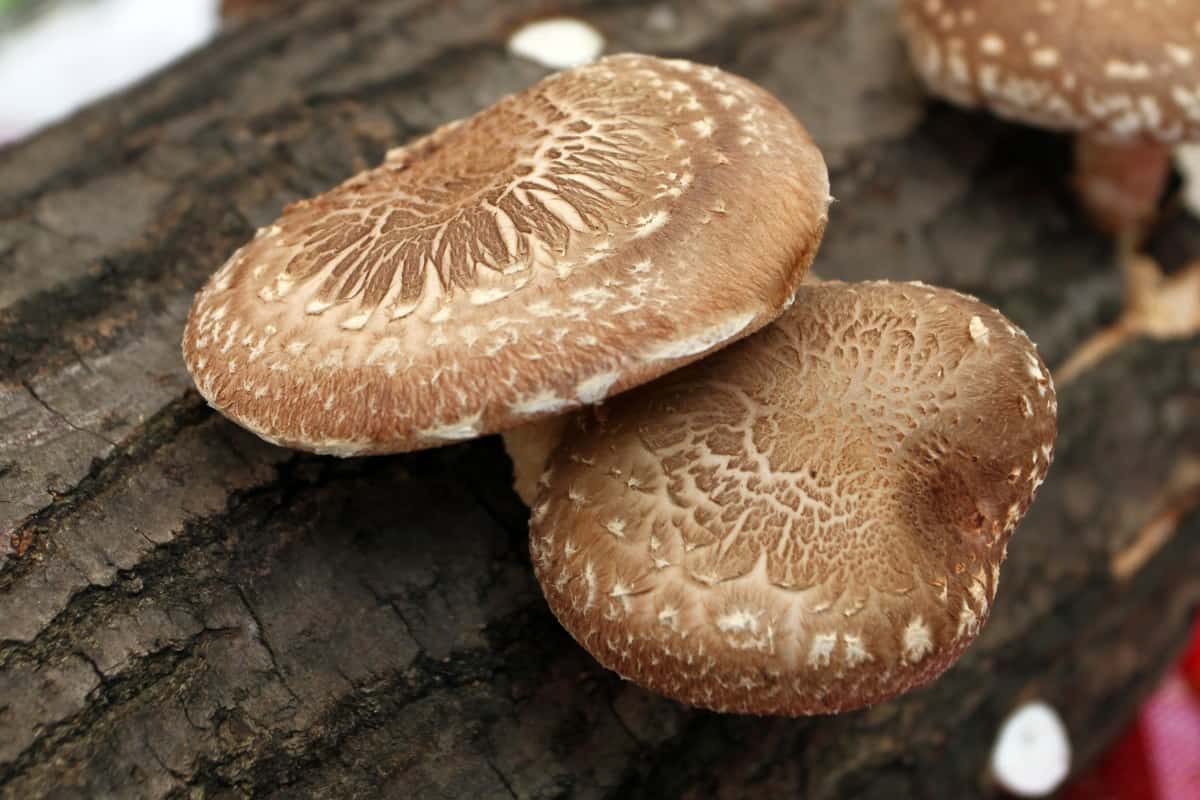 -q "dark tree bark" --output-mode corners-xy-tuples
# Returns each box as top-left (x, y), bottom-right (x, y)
(2, 1), (1199, 798)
